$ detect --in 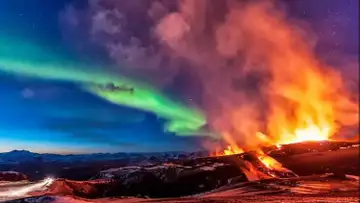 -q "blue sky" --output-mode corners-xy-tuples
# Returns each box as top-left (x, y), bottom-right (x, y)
(0, 0), (357, 153)
(0, 71), (206, 153)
